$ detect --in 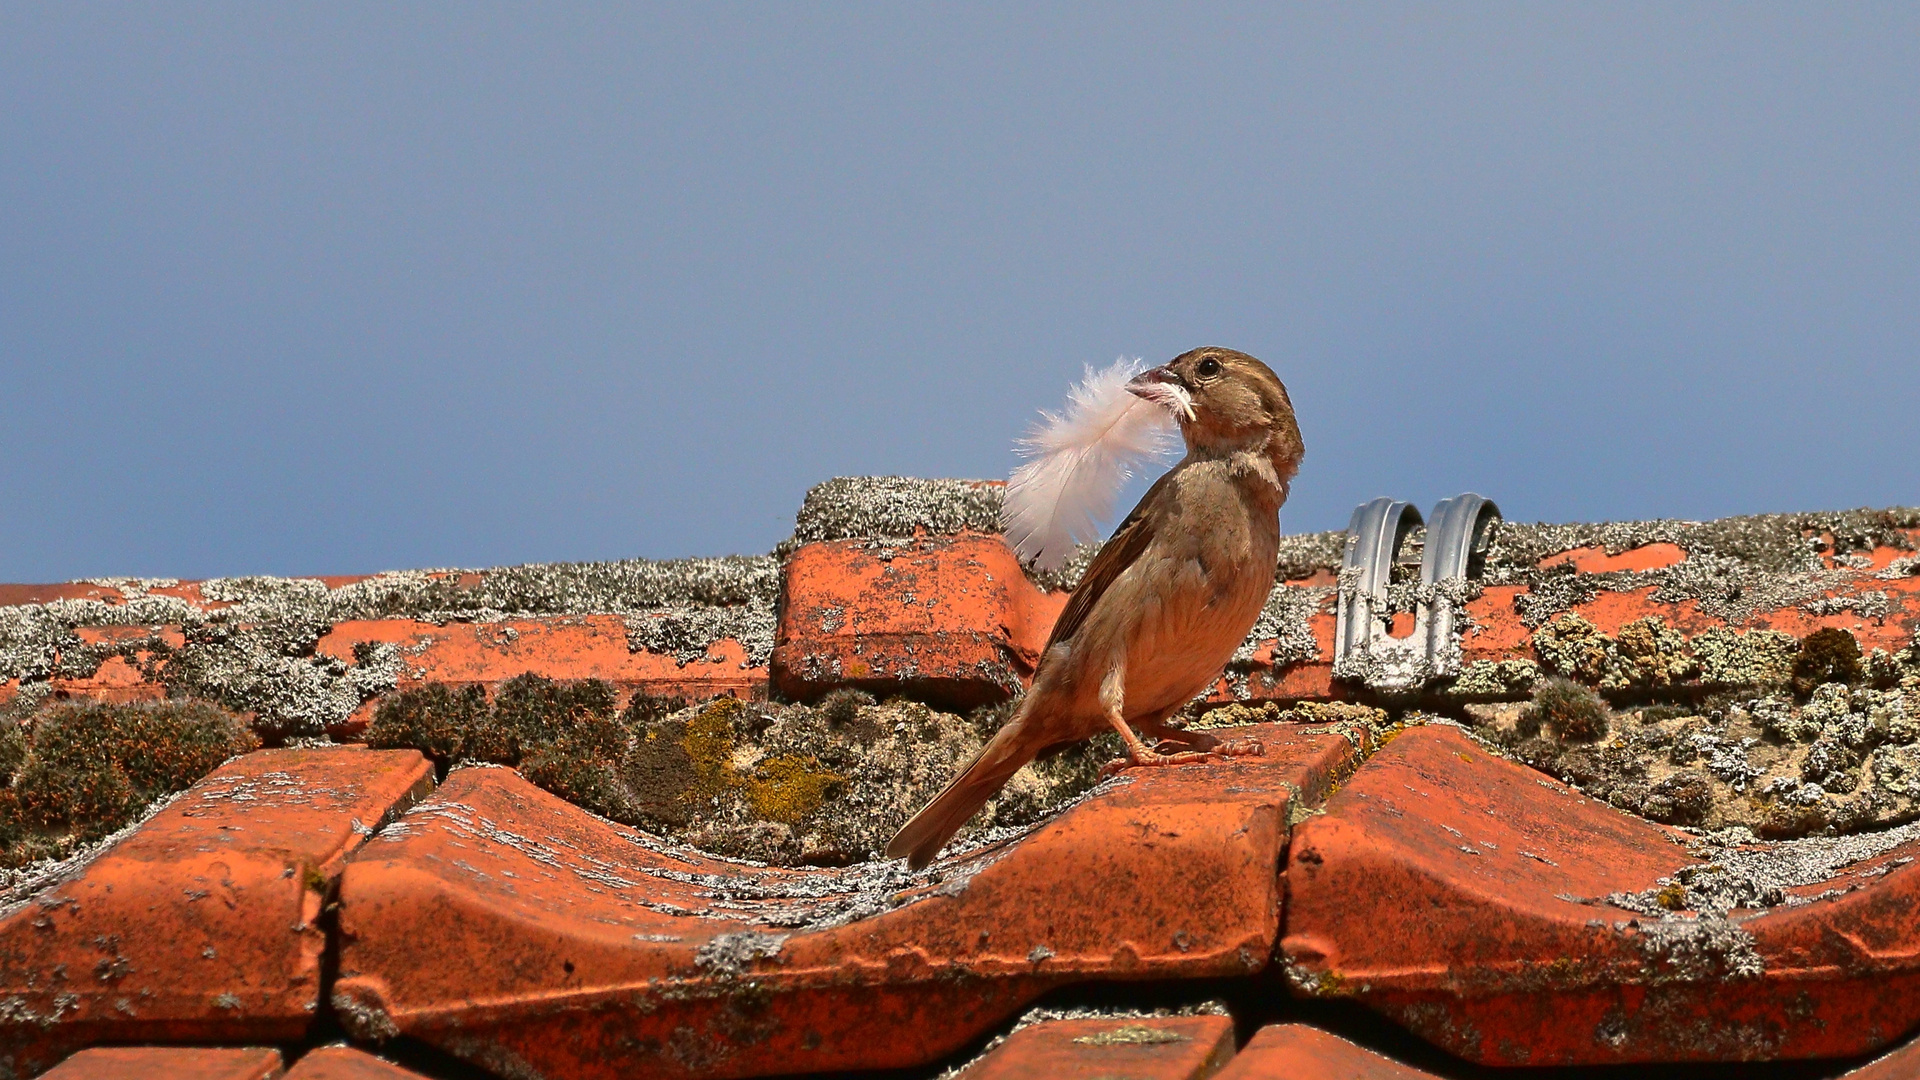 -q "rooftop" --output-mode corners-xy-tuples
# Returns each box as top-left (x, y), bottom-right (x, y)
(2, 477), (1918, 1079)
